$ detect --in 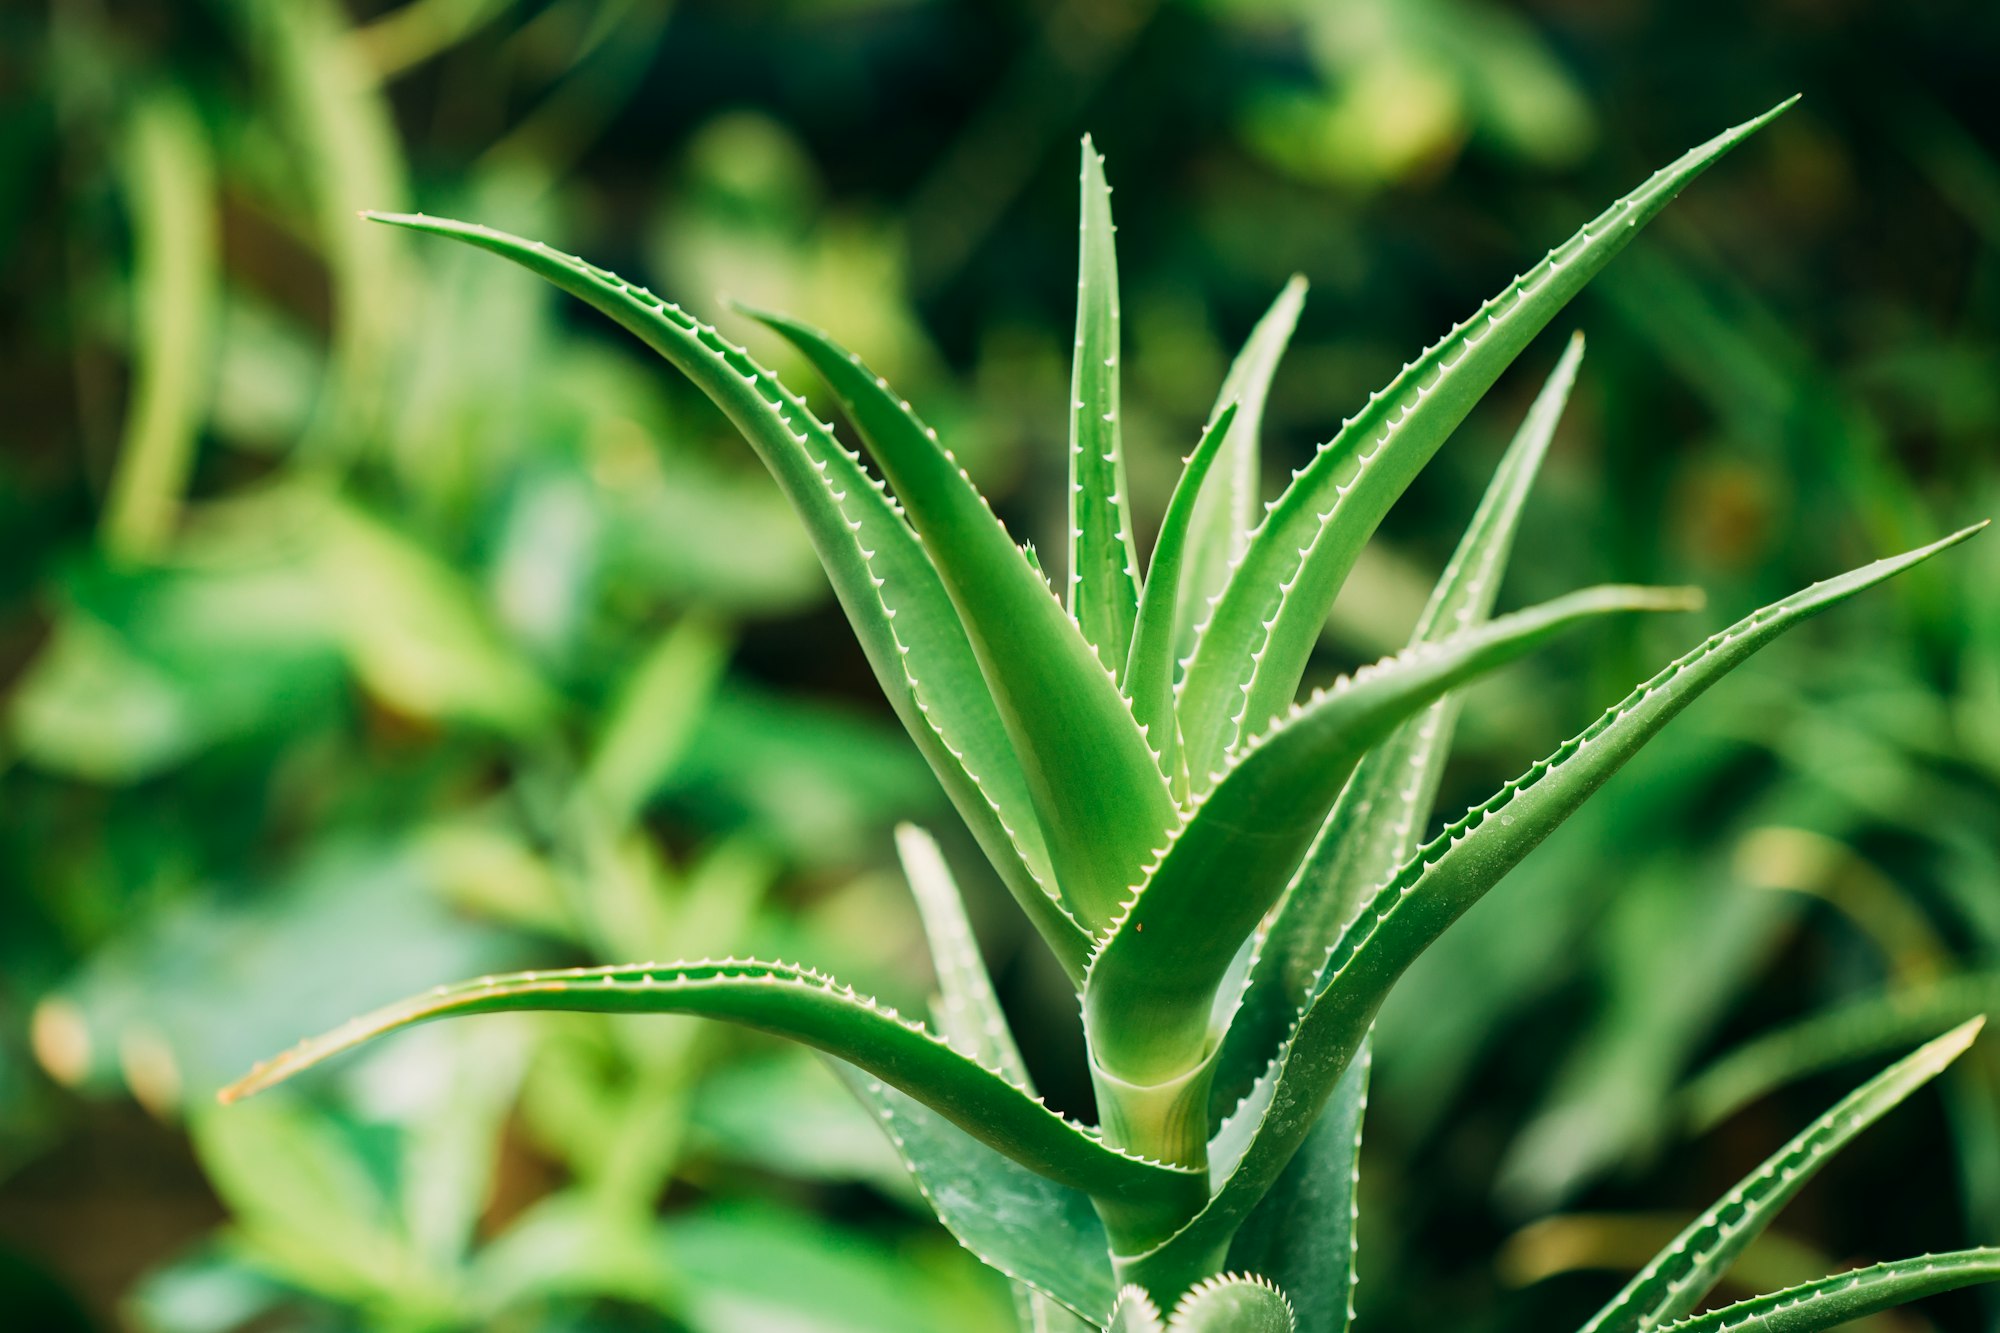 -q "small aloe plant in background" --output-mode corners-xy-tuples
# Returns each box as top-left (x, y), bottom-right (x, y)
(225, 100), (1996, 1331)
